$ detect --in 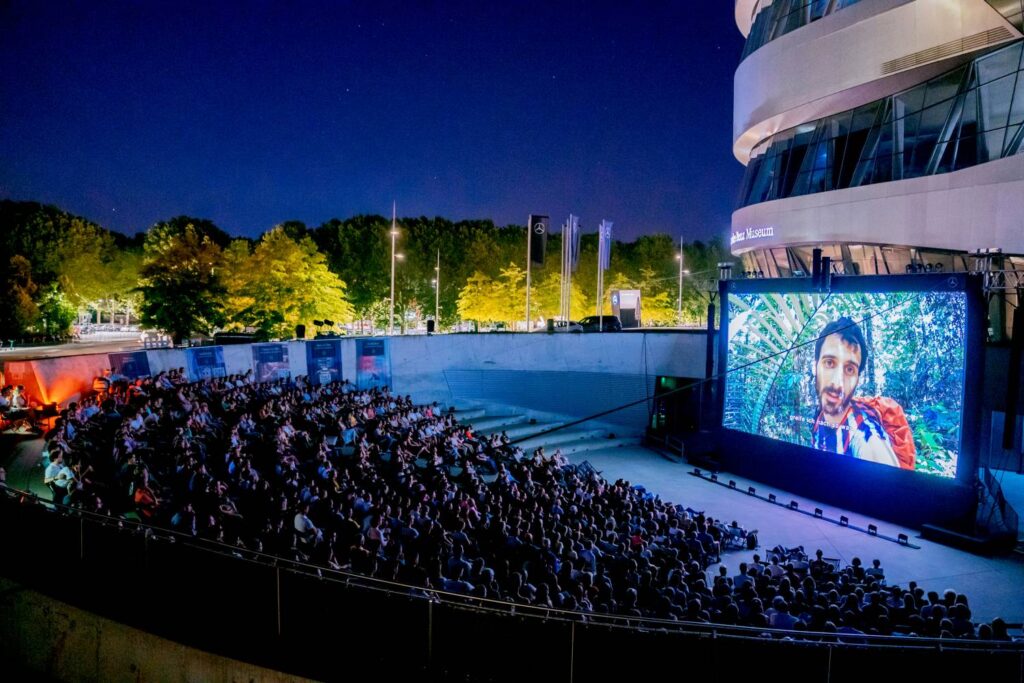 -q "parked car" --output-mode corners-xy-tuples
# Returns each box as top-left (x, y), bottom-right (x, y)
(579, 315), (622, 332)
(534, 320), (583, 333)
